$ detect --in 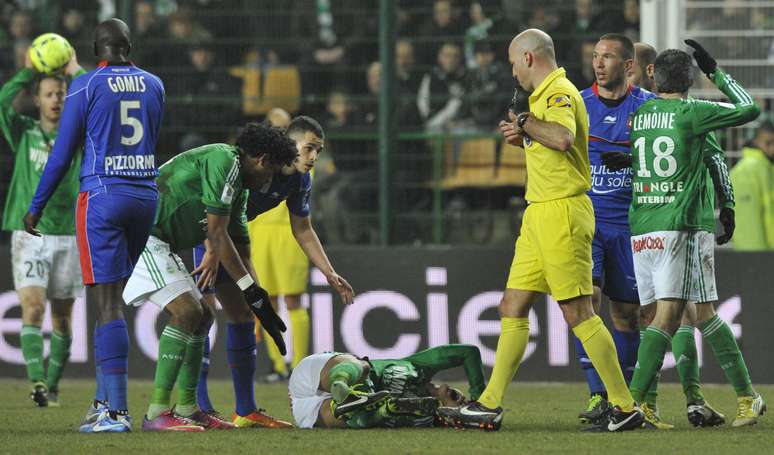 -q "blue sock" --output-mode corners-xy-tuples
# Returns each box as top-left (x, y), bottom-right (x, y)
(612, 328), (640, 384)
(94, 326), (108, 403)
(226, 322), (257, 417)
(197, 335), (214, 412)
(97, 319), (130, 412)
(575, 335), (606, 397)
